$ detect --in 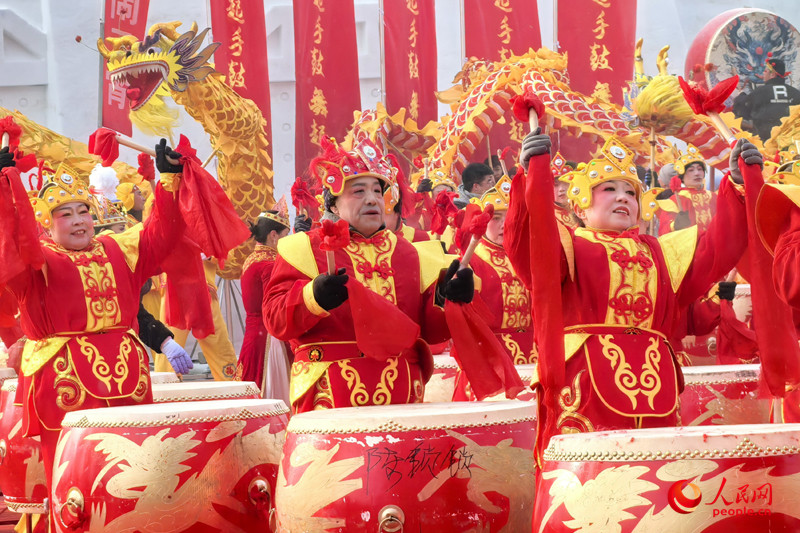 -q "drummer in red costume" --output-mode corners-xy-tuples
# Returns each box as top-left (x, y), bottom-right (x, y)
(263, 137), (471, 413)
(236, 198), (291, 386)
(509, 132), (761, 459)
(657, 144), (716, 233)
(0, 141), (220, 486)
